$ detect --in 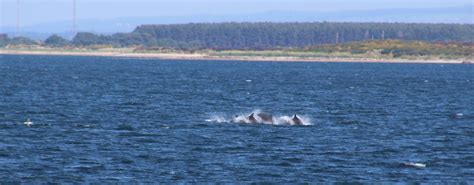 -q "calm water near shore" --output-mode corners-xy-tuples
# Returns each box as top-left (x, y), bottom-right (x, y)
(0, 55), (473, 183)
